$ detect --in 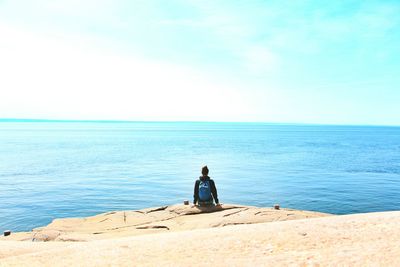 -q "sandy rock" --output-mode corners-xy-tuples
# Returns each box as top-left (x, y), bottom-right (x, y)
(1, 210), (400, 266)
(1, 204), (328, 243)
(32, 230), (61, 242)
